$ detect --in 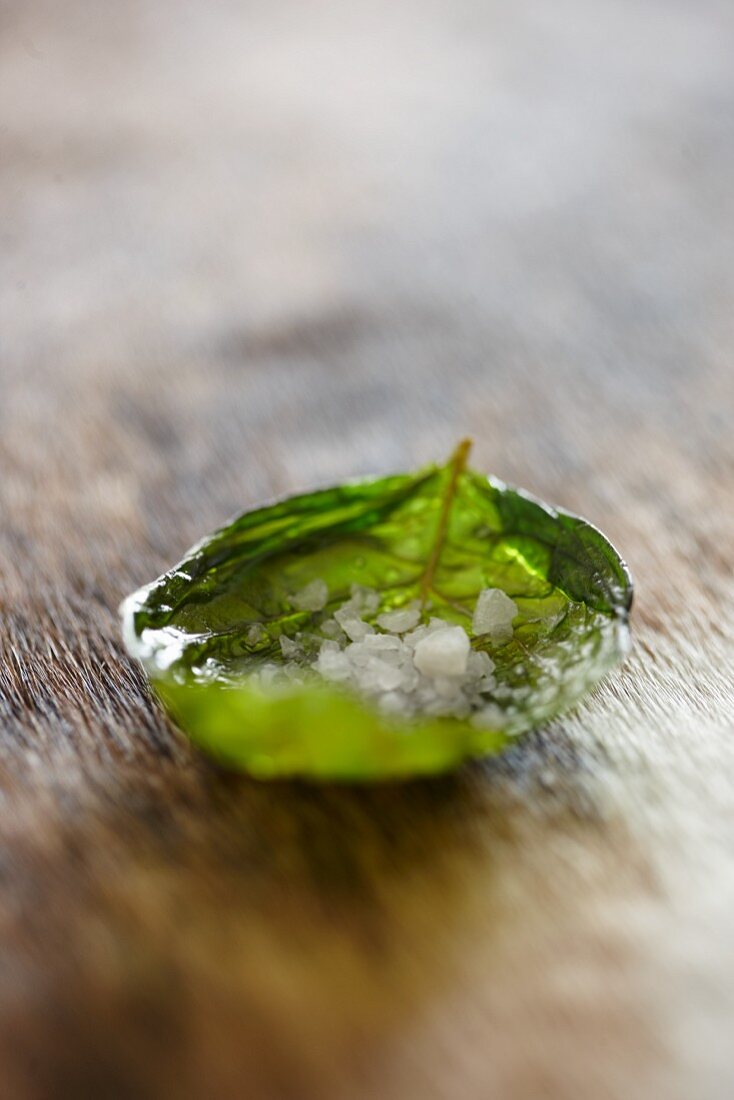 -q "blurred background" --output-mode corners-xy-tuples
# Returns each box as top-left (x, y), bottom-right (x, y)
(3, 0), (732, 494)
(1, 2), (734, 1098)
